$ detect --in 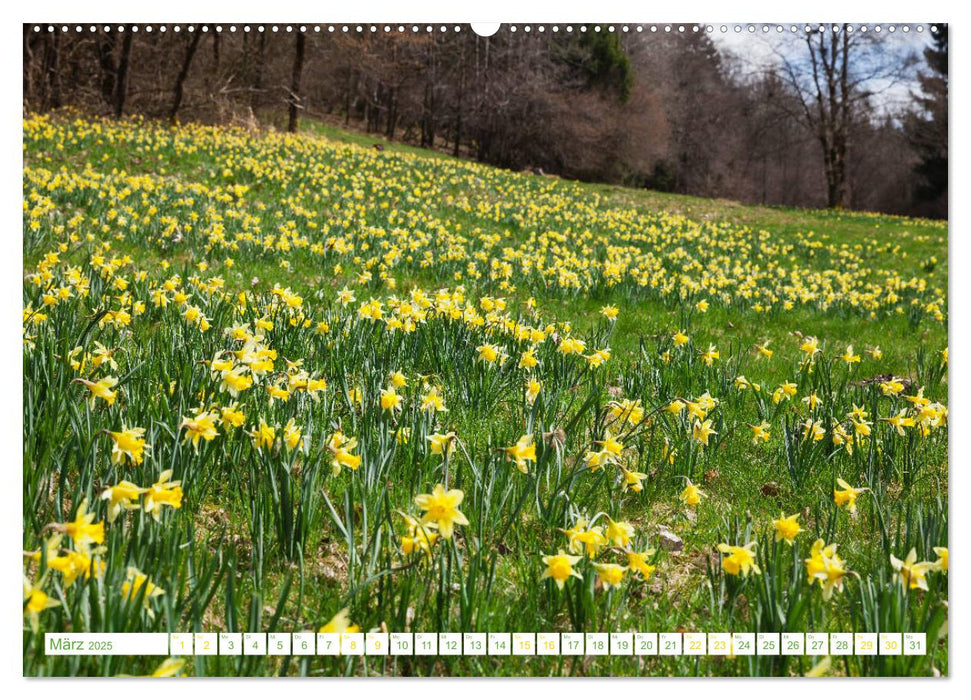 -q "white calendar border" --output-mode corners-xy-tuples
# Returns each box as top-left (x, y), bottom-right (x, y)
(4, 0), (963, 697)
